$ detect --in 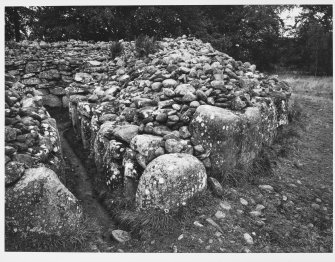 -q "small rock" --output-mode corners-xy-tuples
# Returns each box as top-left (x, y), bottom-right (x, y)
(194, 144), (205, 154)
(151, 82), (162, 91)
(179, 126), (191, 139)
(190, 101), (200, 108)
(215, 231), (222, 237)
(219, 201), (232, 210)
(165, 139), (183, 153)
(249, 211), (262, 217)
(258, 185), (274, 192)
(243, 233), (254, 245)
(178, 234), (184, 240)
(111, 229), (131, 243)
(311, 203), (320, 210)
(162, 79), (178, 88)
(156, 112), (168, 123)
(242, 247), (251, 253)
(255, 204), (265, 211)
(294, 160), (303, 169)
(215, 210), (226, 219)
(194, 221), (204, 227)
(240, 198), (248, 206)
